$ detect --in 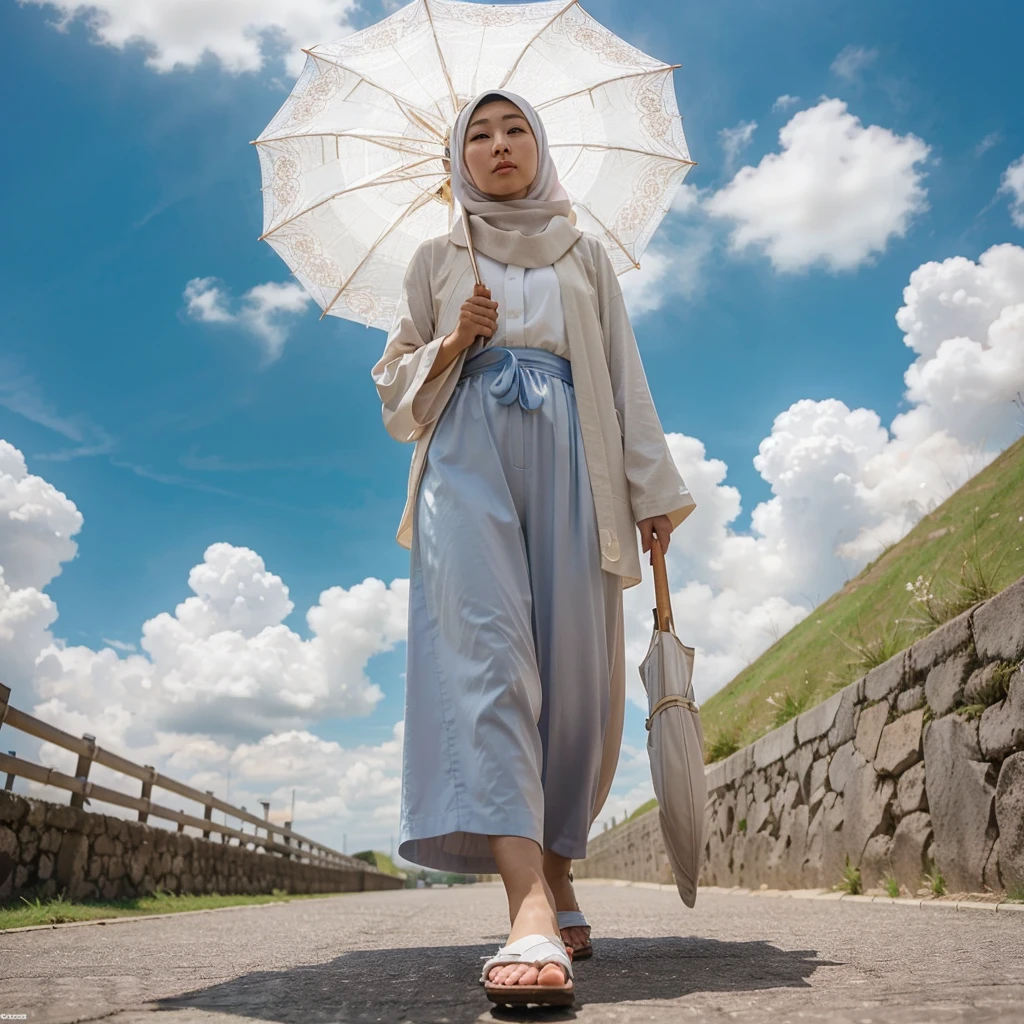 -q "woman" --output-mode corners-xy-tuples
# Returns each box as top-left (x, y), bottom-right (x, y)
(371, 89), (696, 1008)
